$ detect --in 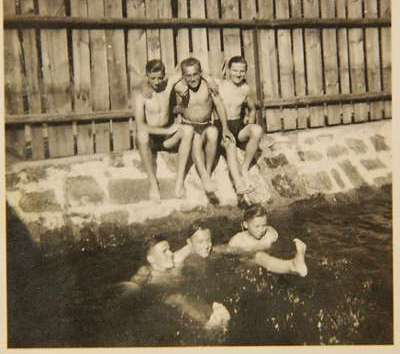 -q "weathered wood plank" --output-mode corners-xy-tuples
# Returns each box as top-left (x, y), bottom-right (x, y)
(290, 0), (308, 129)
(176, 0), (190, 65)
(275, 0), (296, 130)
(364, 0), (383, 120)
(38, 0), (74, 158)
(336, 0), (353, 124)
(380, 0), (391, 118)
(303, 0), (325, 127)
(145, 0), (161, 59)
(190, 0), (209, 72)
(221, 0), (241, 60)
(240, 0), (257, 94)
(258, 0), (281, 131)
(206, 0), (223, 78)
(19, 0), (45, 159)
(71, 0), (94, 155)
(105, 0), (130, 152)
(4, 0), (26, 158)
(321, 0), (341, 125)
(88, 0), (110, 153)
(159, 1), (175, 73)
(348, 0), (369, 122)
